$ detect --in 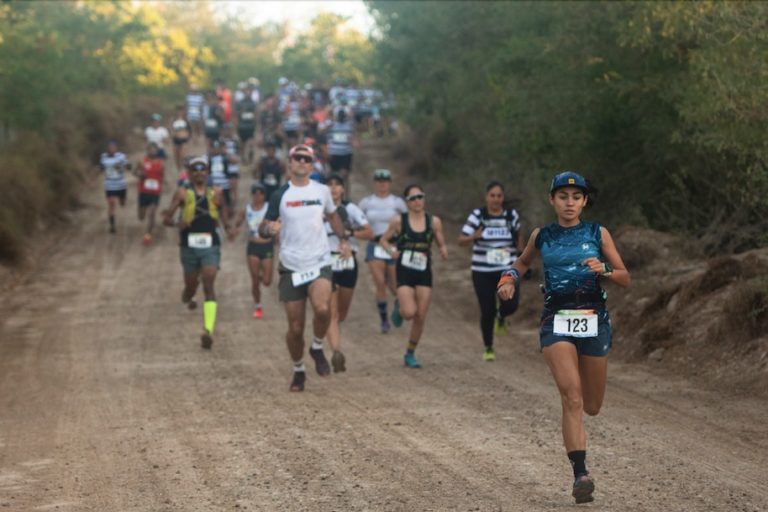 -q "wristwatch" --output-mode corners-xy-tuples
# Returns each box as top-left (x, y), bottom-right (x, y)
(602, 262), (613, 276)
